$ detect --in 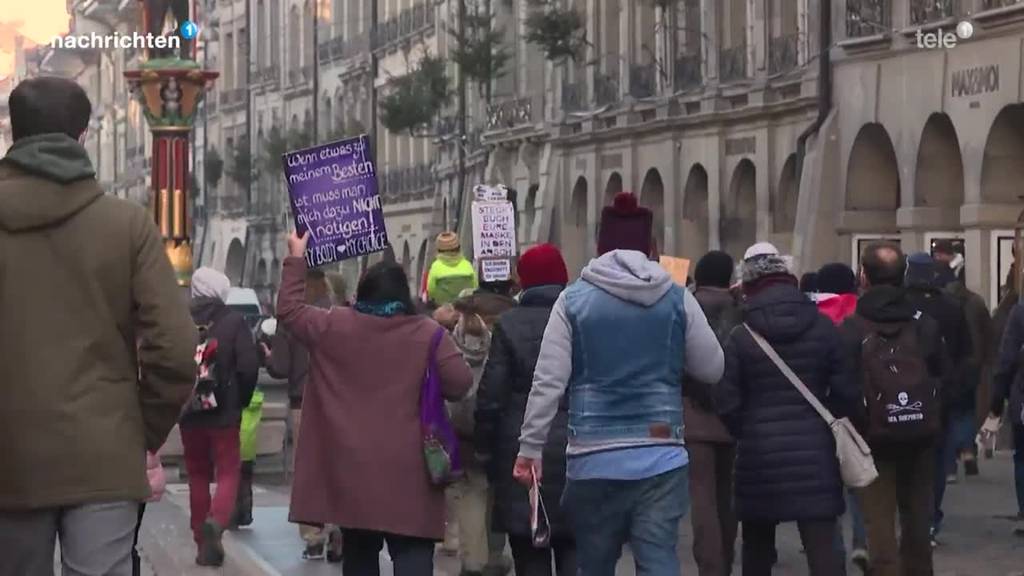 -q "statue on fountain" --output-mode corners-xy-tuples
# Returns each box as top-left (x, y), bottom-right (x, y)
(142, 0), (193, 61)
